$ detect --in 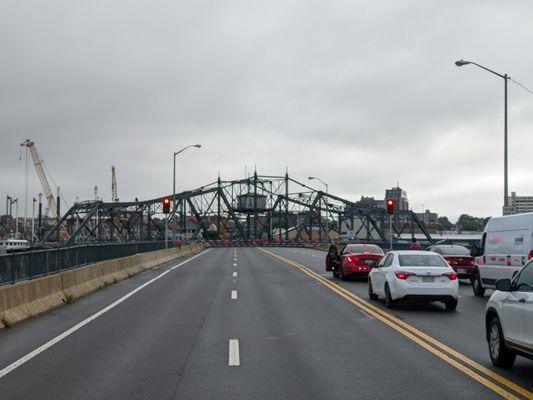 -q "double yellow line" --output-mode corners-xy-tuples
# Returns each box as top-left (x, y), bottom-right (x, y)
(259, 248), (533, 400)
